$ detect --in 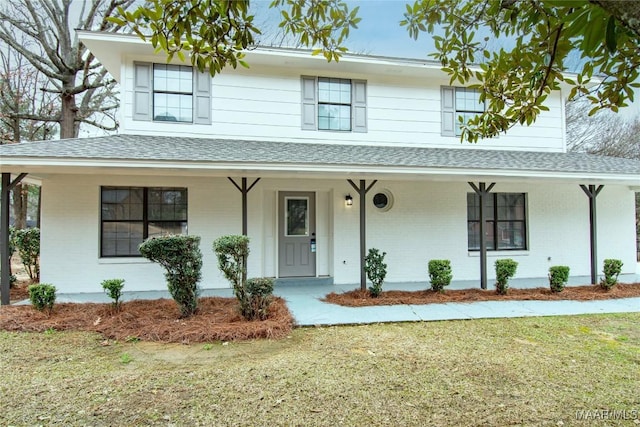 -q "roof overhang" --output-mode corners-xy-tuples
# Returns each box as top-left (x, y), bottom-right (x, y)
(2, 136), (639, 186)
(2, 164), (636, 186)
(81, 31), (565, 84)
